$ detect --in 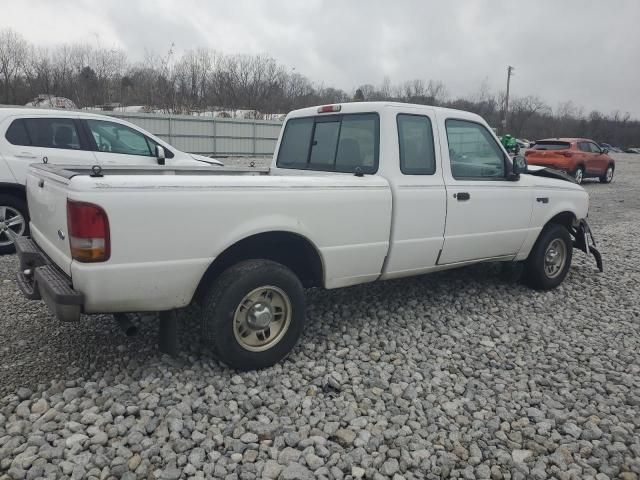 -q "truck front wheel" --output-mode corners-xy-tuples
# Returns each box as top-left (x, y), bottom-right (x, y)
(201, 259), (305, 370)
(524, 224), (573, 290)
